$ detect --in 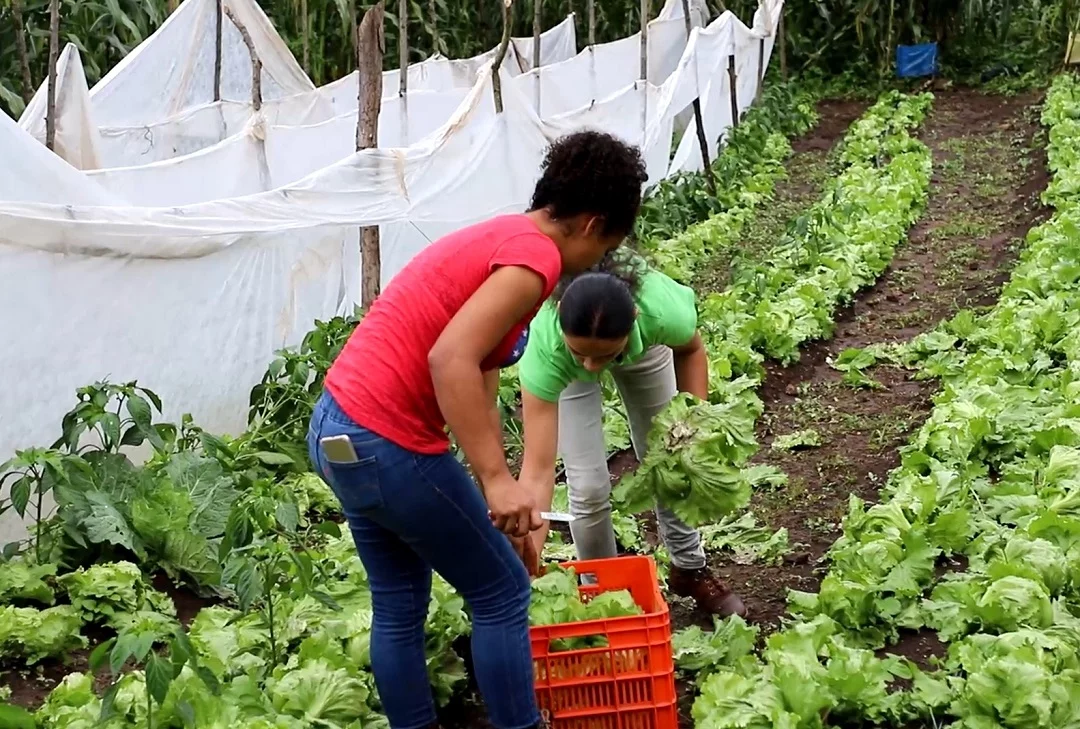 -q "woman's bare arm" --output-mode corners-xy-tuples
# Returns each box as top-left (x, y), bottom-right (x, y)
(671, 331), (709, 400)
(429, 266), (545, 535)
